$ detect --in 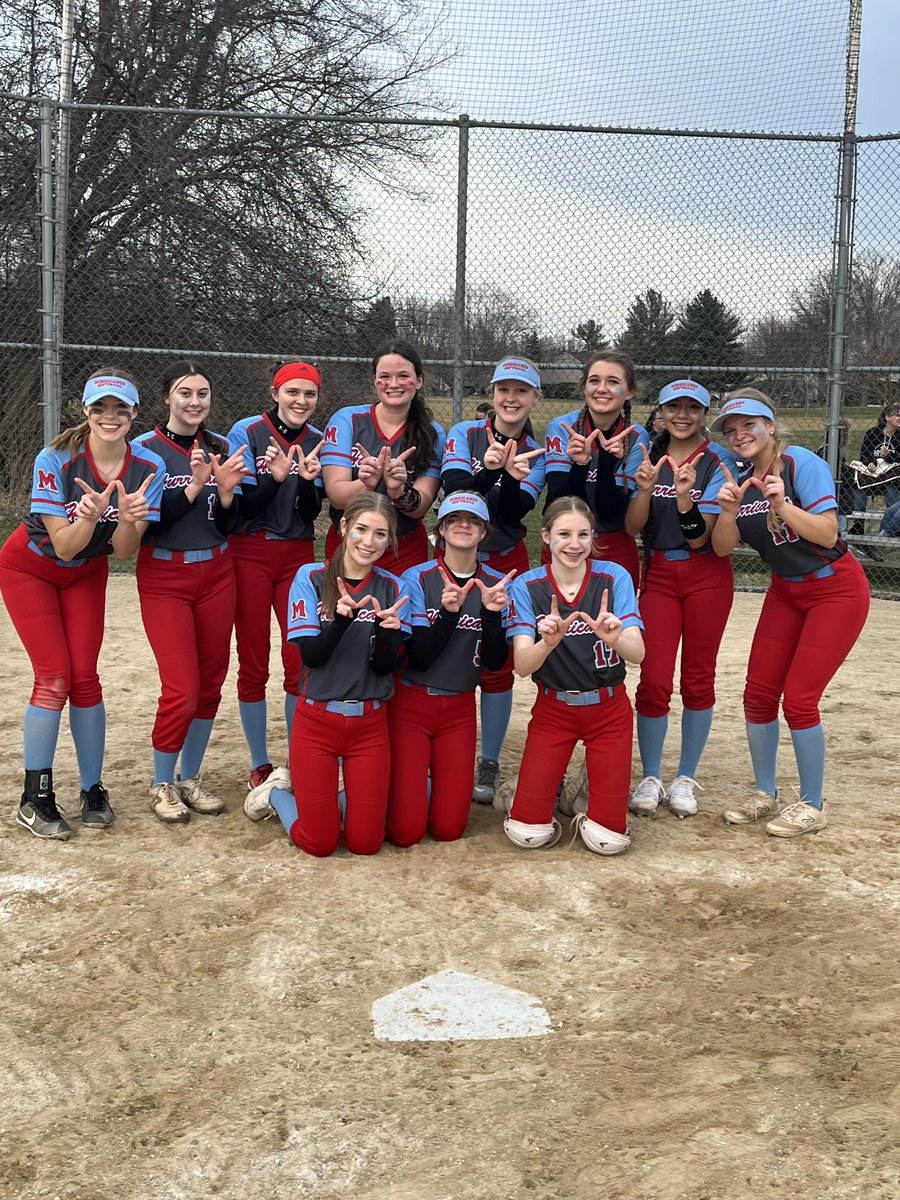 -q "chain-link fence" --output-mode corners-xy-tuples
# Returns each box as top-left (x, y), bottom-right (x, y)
(4, 92), (900, 591)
